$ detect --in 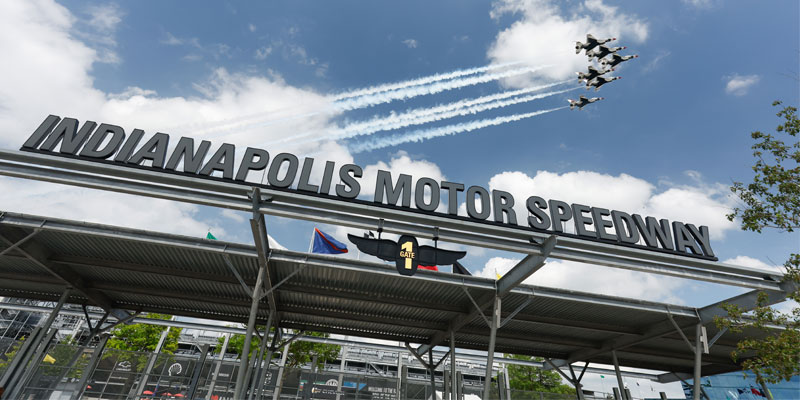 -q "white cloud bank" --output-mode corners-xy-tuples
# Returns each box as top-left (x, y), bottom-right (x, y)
(724, 74), (760, 96)
(471, 169), (740, 302)
(0, 0), (343, 240)
(488, 0), (648, 87)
